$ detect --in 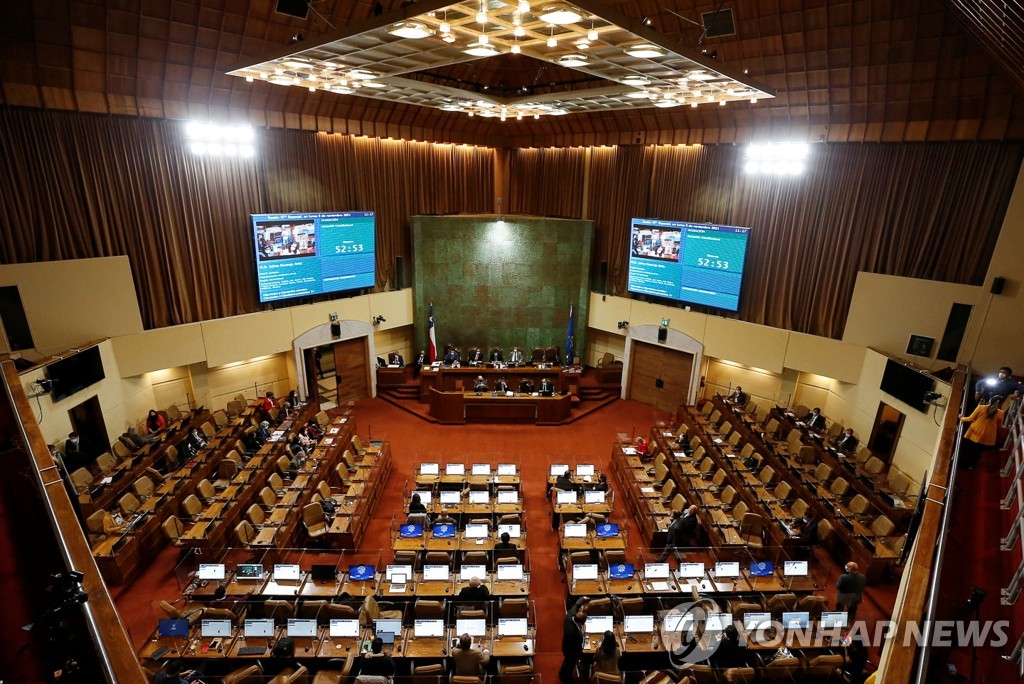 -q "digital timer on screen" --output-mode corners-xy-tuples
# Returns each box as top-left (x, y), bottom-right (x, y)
(251, 211), (376, 302)
(627, 218), (751, 311)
